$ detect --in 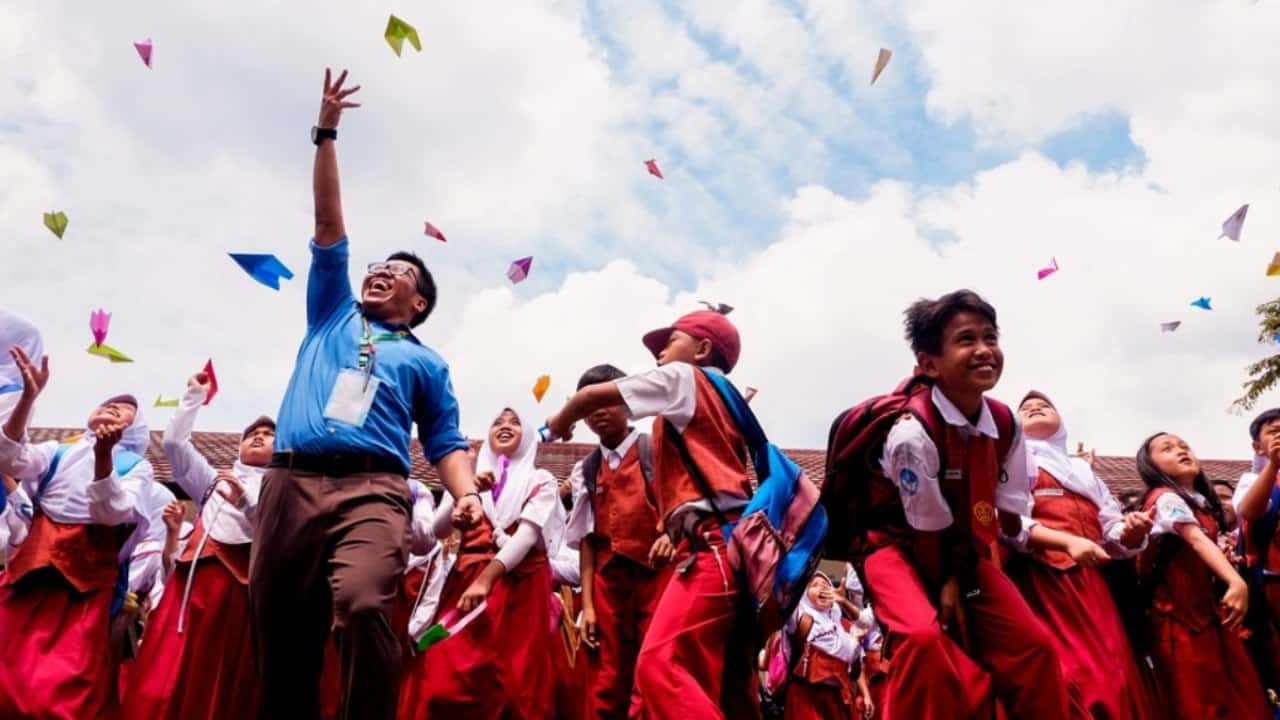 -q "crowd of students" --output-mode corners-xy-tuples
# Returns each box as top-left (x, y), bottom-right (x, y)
(0, 66), (1277, 720)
